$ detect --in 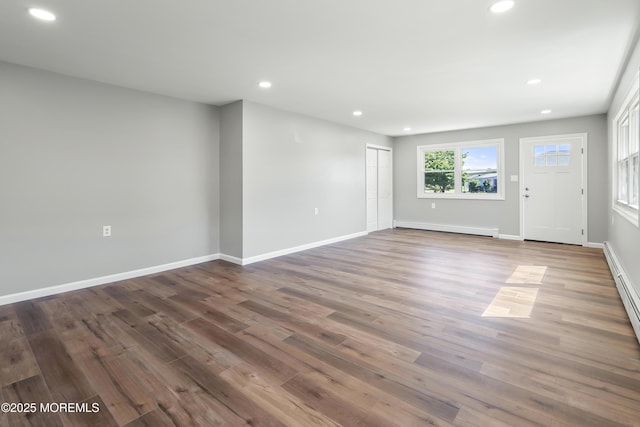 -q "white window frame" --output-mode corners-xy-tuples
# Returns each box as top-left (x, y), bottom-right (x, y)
(612, 73), (639, 227)
(416, 138), (505, 200)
